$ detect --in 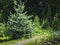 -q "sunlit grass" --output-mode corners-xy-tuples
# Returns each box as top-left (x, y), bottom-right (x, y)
(26, 29), (56, 45)
(0, 37), (10, 40)
(0, 27), (60, 45)
(0, 37), (25, 45)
